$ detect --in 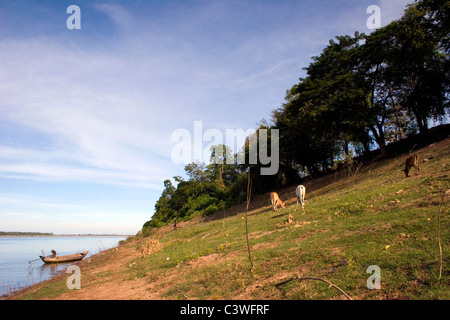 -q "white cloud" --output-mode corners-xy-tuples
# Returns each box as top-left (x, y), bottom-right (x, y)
(0, 16), (308, 188)
(0, 37), (180, 189)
